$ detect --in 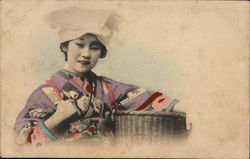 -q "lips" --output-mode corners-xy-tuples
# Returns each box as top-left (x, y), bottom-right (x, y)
(78, 60), (91, 65)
